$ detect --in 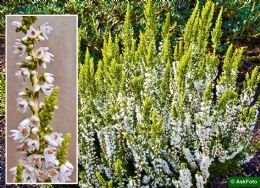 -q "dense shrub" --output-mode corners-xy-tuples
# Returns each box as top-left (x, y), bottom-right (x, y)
(1, 0), (259, 60)
(79, 1), (260, 187)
